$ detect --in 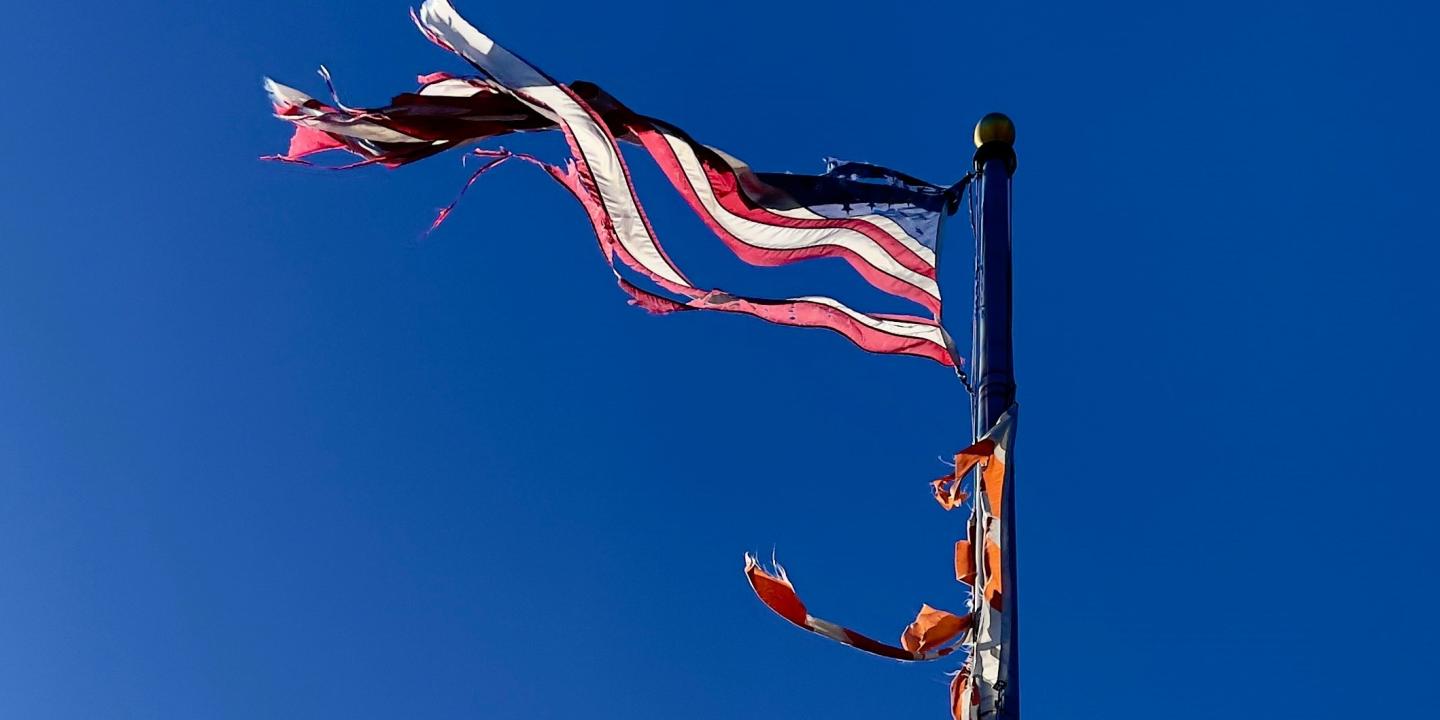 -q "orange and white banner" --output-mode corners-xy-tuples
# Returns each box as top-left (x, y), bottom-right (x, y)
(938, 406), (1017, 720)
